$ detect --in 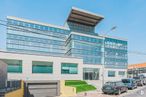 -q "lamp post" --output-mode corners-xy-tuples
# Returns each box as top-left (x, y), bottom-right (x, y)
(101, 26), (117, 87)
